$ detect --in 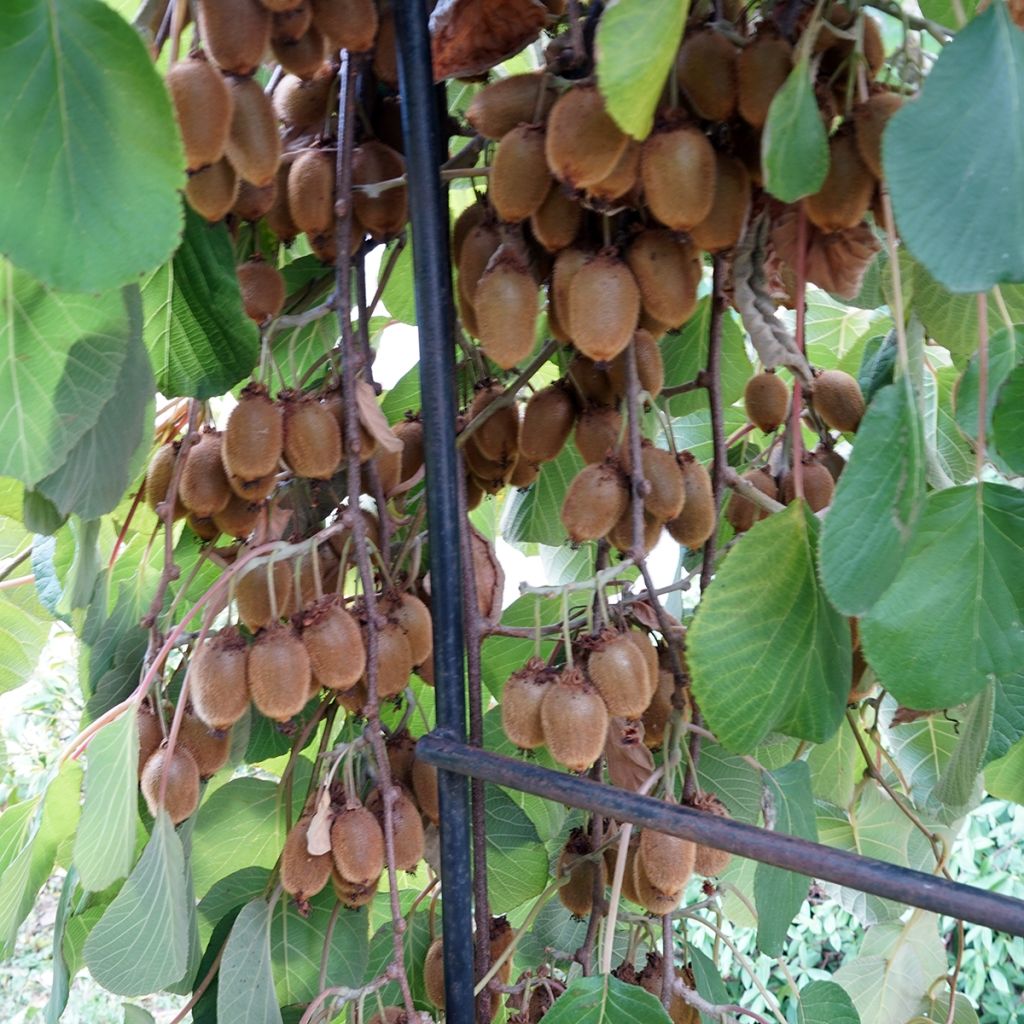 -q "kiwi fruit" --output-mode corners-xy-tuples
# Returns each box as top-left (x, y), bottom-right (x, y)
(550, 245), (592, 339)
(300, 595), (365, 689)
(311, 0), (378, 50)
(500, 658), (550, 749)
(372, 443), (404, 493)
(393, 416), (425, 482)
(509, 458), (539, 488)
(389, 592), (433, 667)
(365, 1009), (407, 1024)
(352, 141), (407, 239)
(227, 467), (277, 503)
(212, 492), (260, 539)
(178, 711), (231, 778)
(271, 1), (312, 41)
(179, 430), (232, 517)
(816, 444), (847, 481)
(606, 502), (662, 556)
(585, 141), (640, 205)
(631, 852), (683, 915)
(166, 56), (234, 172)
(186, 157), (239, 221)
(137, 703), (163, 775)
(489, 916), (514, 986)
(737, 30), (793, 129)
(248, 623), (311, 720)
(411, 757), (439, 824)
(587, 629), (650, 719)
(530, 186), (582, 252)
(467, 73), (556, 140)
(540, 665), (610, 772)
(665, 453), (715, 548)
(140, 746), (201, 825)
(330, 866), (379, 908)
(232, 177), (278, 222)
(367, 785), (424, 869)
(198, 0), (271, 75)
(689, 153), (751, 253)
(263, 167), (298, 242)
(452, 201), (487, 265)
(224, 76), (281, 187)
(235, 556), (293, 631)
(804, 132), (875, 234)
(237, 259), (286, 324)
(725, 467), (777, 533)
(641, 668), (674, 749)
(463, 435), (511, 490)
(491, 124), (552, 223)
(520, 380), (577, 464)
(223, 383), (284, 481)
(280, 392), (340, 478)
(386, 730), (417, 788)
(623, 628), (658, 704)
(273, 67), (336, 130)
(468, 382), (520, 464)
(781, 459), (836, 511)
(637, 827), (696, 893)
(811, 368), (865, 431)
(144, 443), (186, 520)
(187, 514), (220, 542)
(641, 445), (686, 521)
(557, 828), (605, 917)
(690, 792), (732, 876)
(457, 221), (501, 306)
(625, 229), (702, 329)
(744, 371), (789, 432)
(371, 8), (398, 85)
(281, 814), (333, 901)
(608, 329), (665, 399)
(676, 29), (739, 122)
(641, 124), (716, 232)
(190, 626), (250, 731)
(272, 25), (327, 78)
(638, 958), (700, 1024)
(330, 804), (385, 886)
(287, 149), (336, 236)
(424, 938), (446, 1008)
(854, 91), (902, 179)
(474, 248), (539, 369)
(544, 85), (629, 189)
(569, 253), (641, 363)
(561, 460), (628, 541)
(368, 620), (414, 698)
